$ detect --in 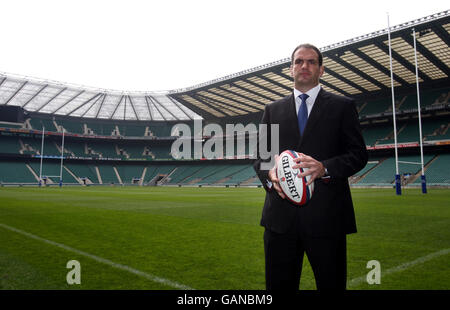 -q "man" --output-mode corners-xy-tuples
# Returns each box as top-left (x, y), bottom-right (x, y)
(253, 44), (368, 290)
